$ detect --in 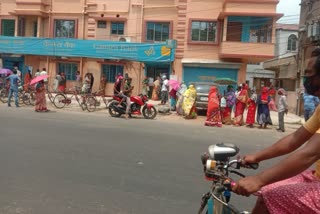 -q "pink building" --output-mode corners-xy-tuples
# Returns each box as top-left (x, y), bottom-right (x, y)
(0, 0), (281, 95)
